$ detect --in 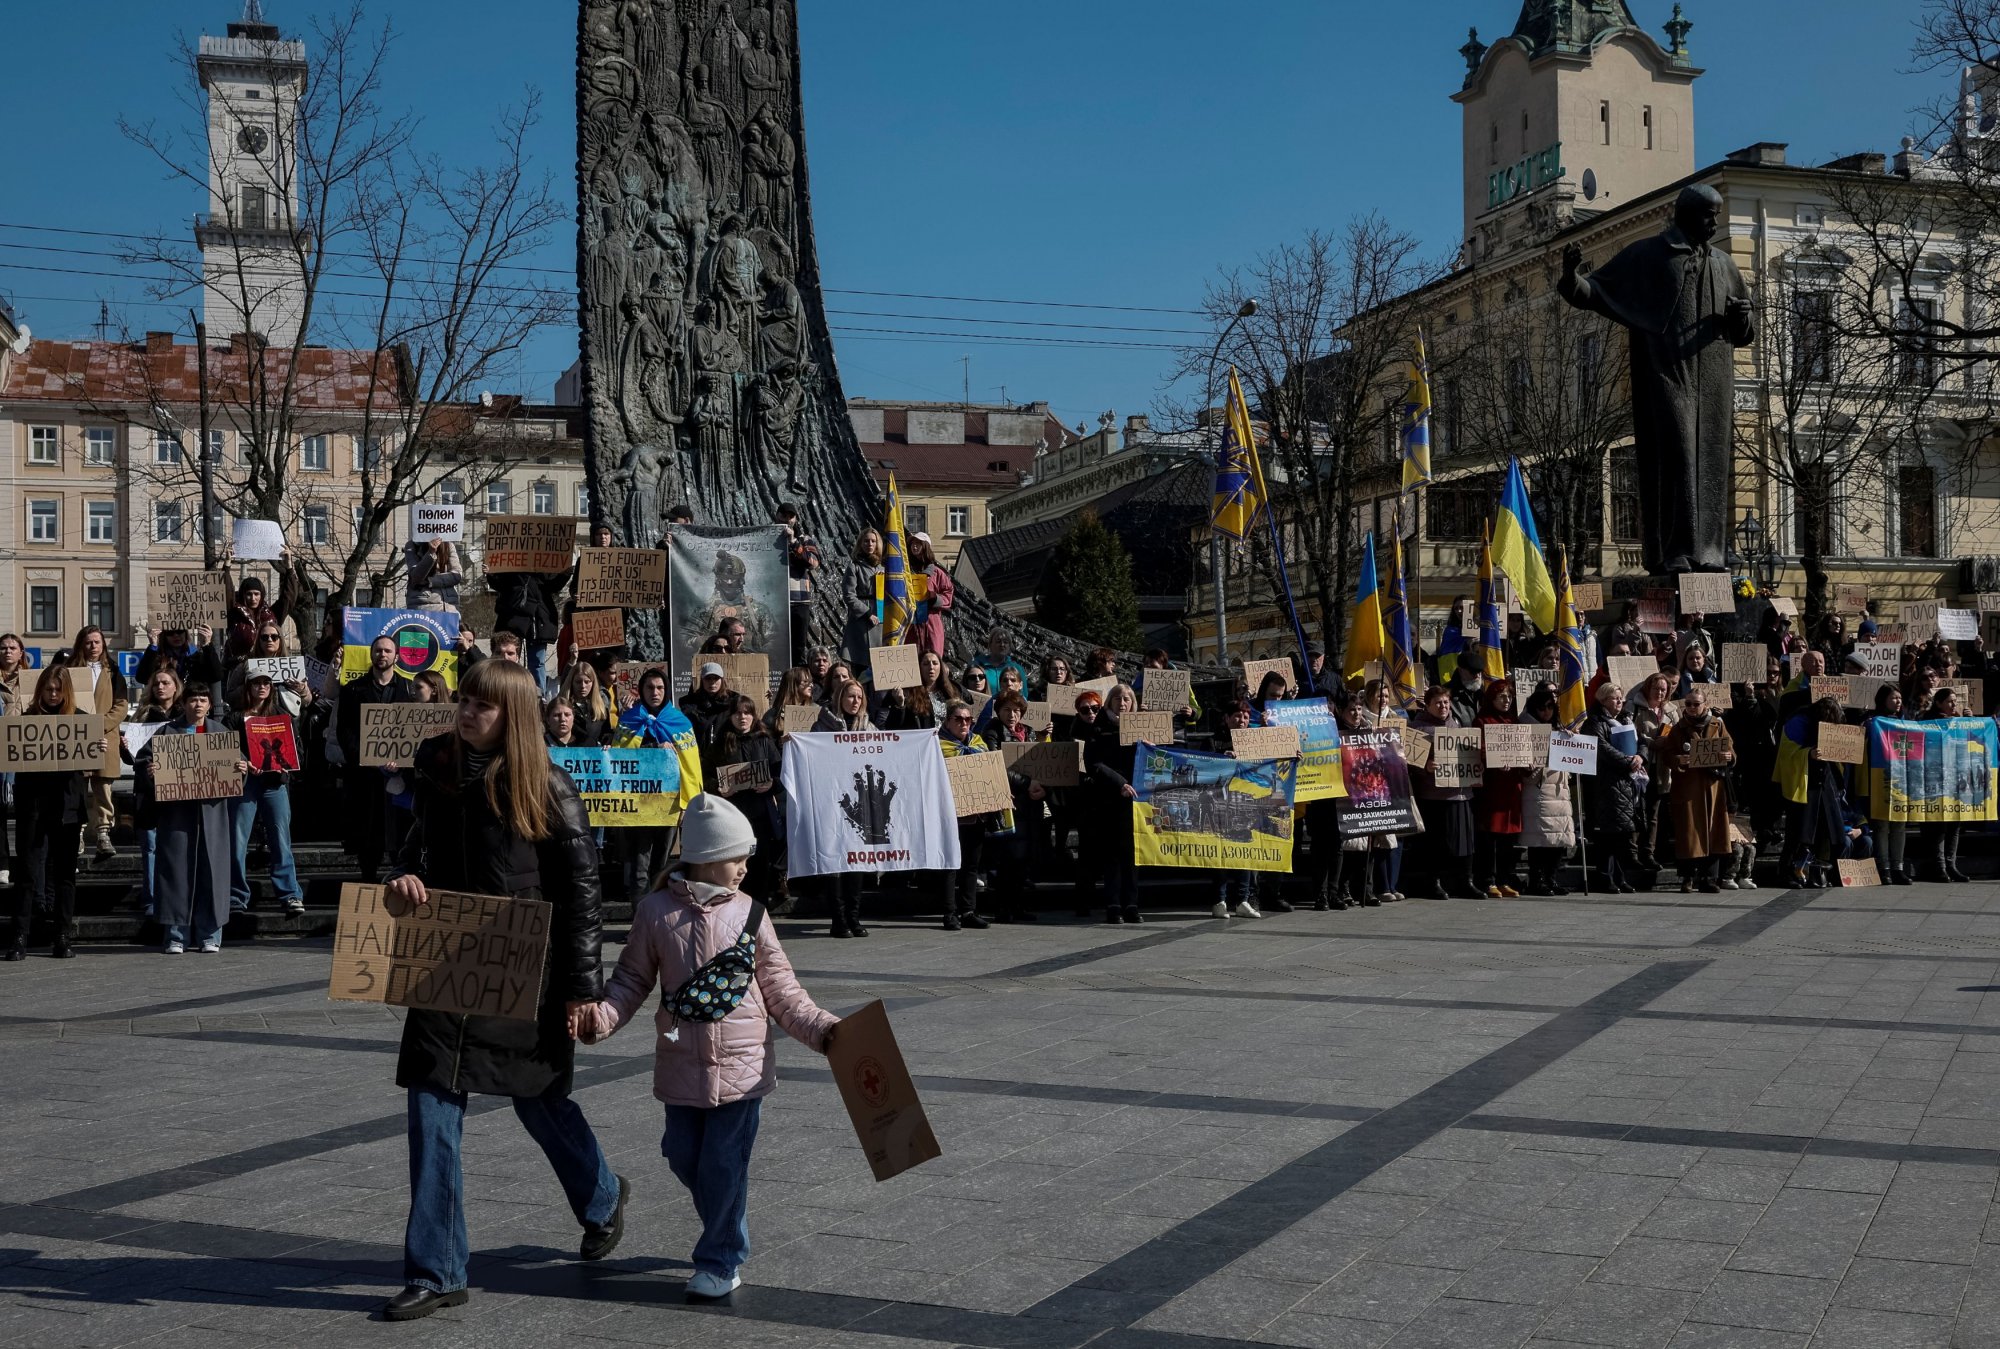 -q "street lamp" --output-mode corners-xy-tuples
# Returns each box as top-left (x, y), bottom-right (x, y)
(1204, 299), (1258, 664)
(1733, 510), (1778, 596)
